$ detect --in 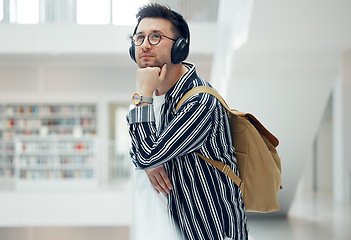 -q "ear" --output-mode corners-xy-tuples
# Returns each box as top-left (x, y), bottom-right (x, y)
(171, 37), (189, 64)
(129, 44), (136, 63)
